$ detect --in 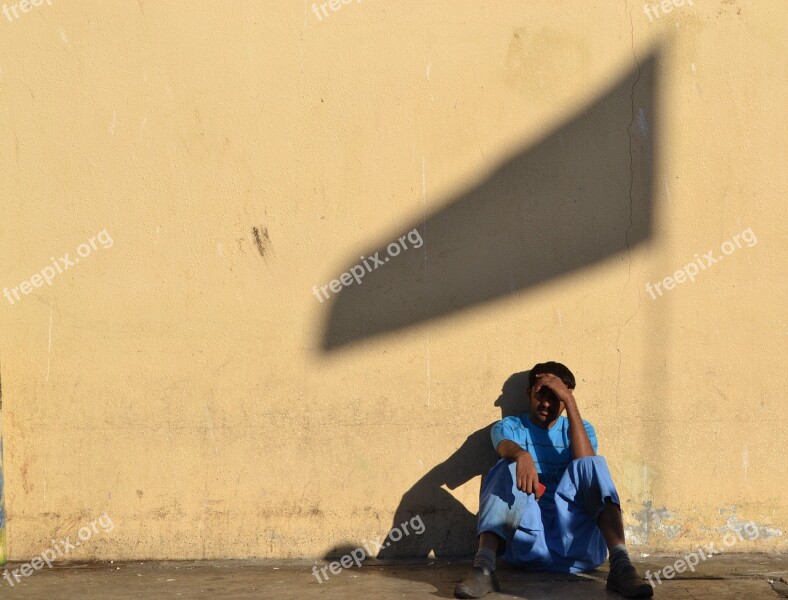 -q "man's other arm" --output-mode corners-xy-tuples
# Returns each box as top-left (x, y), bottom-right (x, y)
(533, 373), (595, 459)
(563, 395), (596, 459)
